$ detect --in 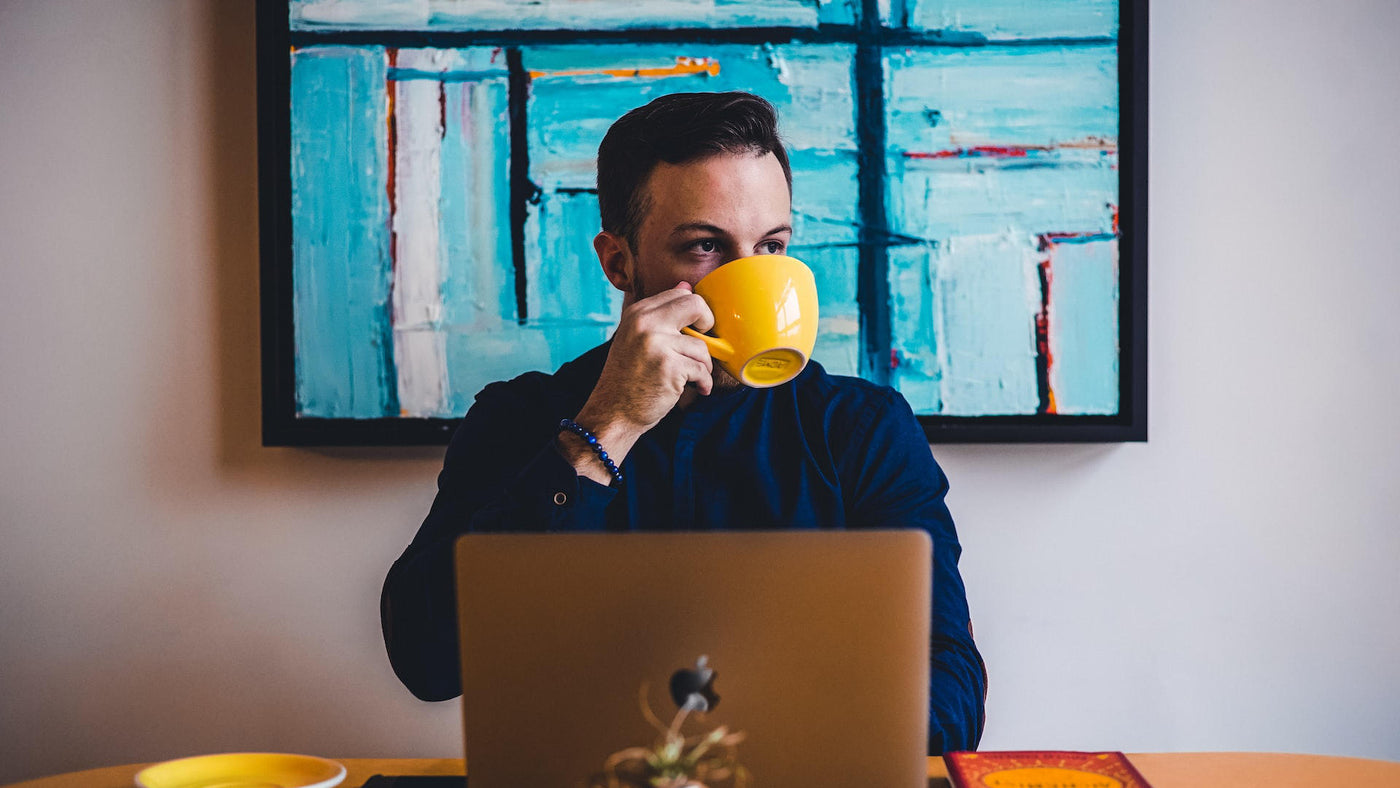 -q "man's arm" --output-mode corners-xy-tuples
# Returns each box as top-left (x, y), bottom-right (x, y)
(557, 283), (715, 484)
(841, 388), (988, 754)
(381, 284), (717, 701)
(380, 379), (622, 701)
